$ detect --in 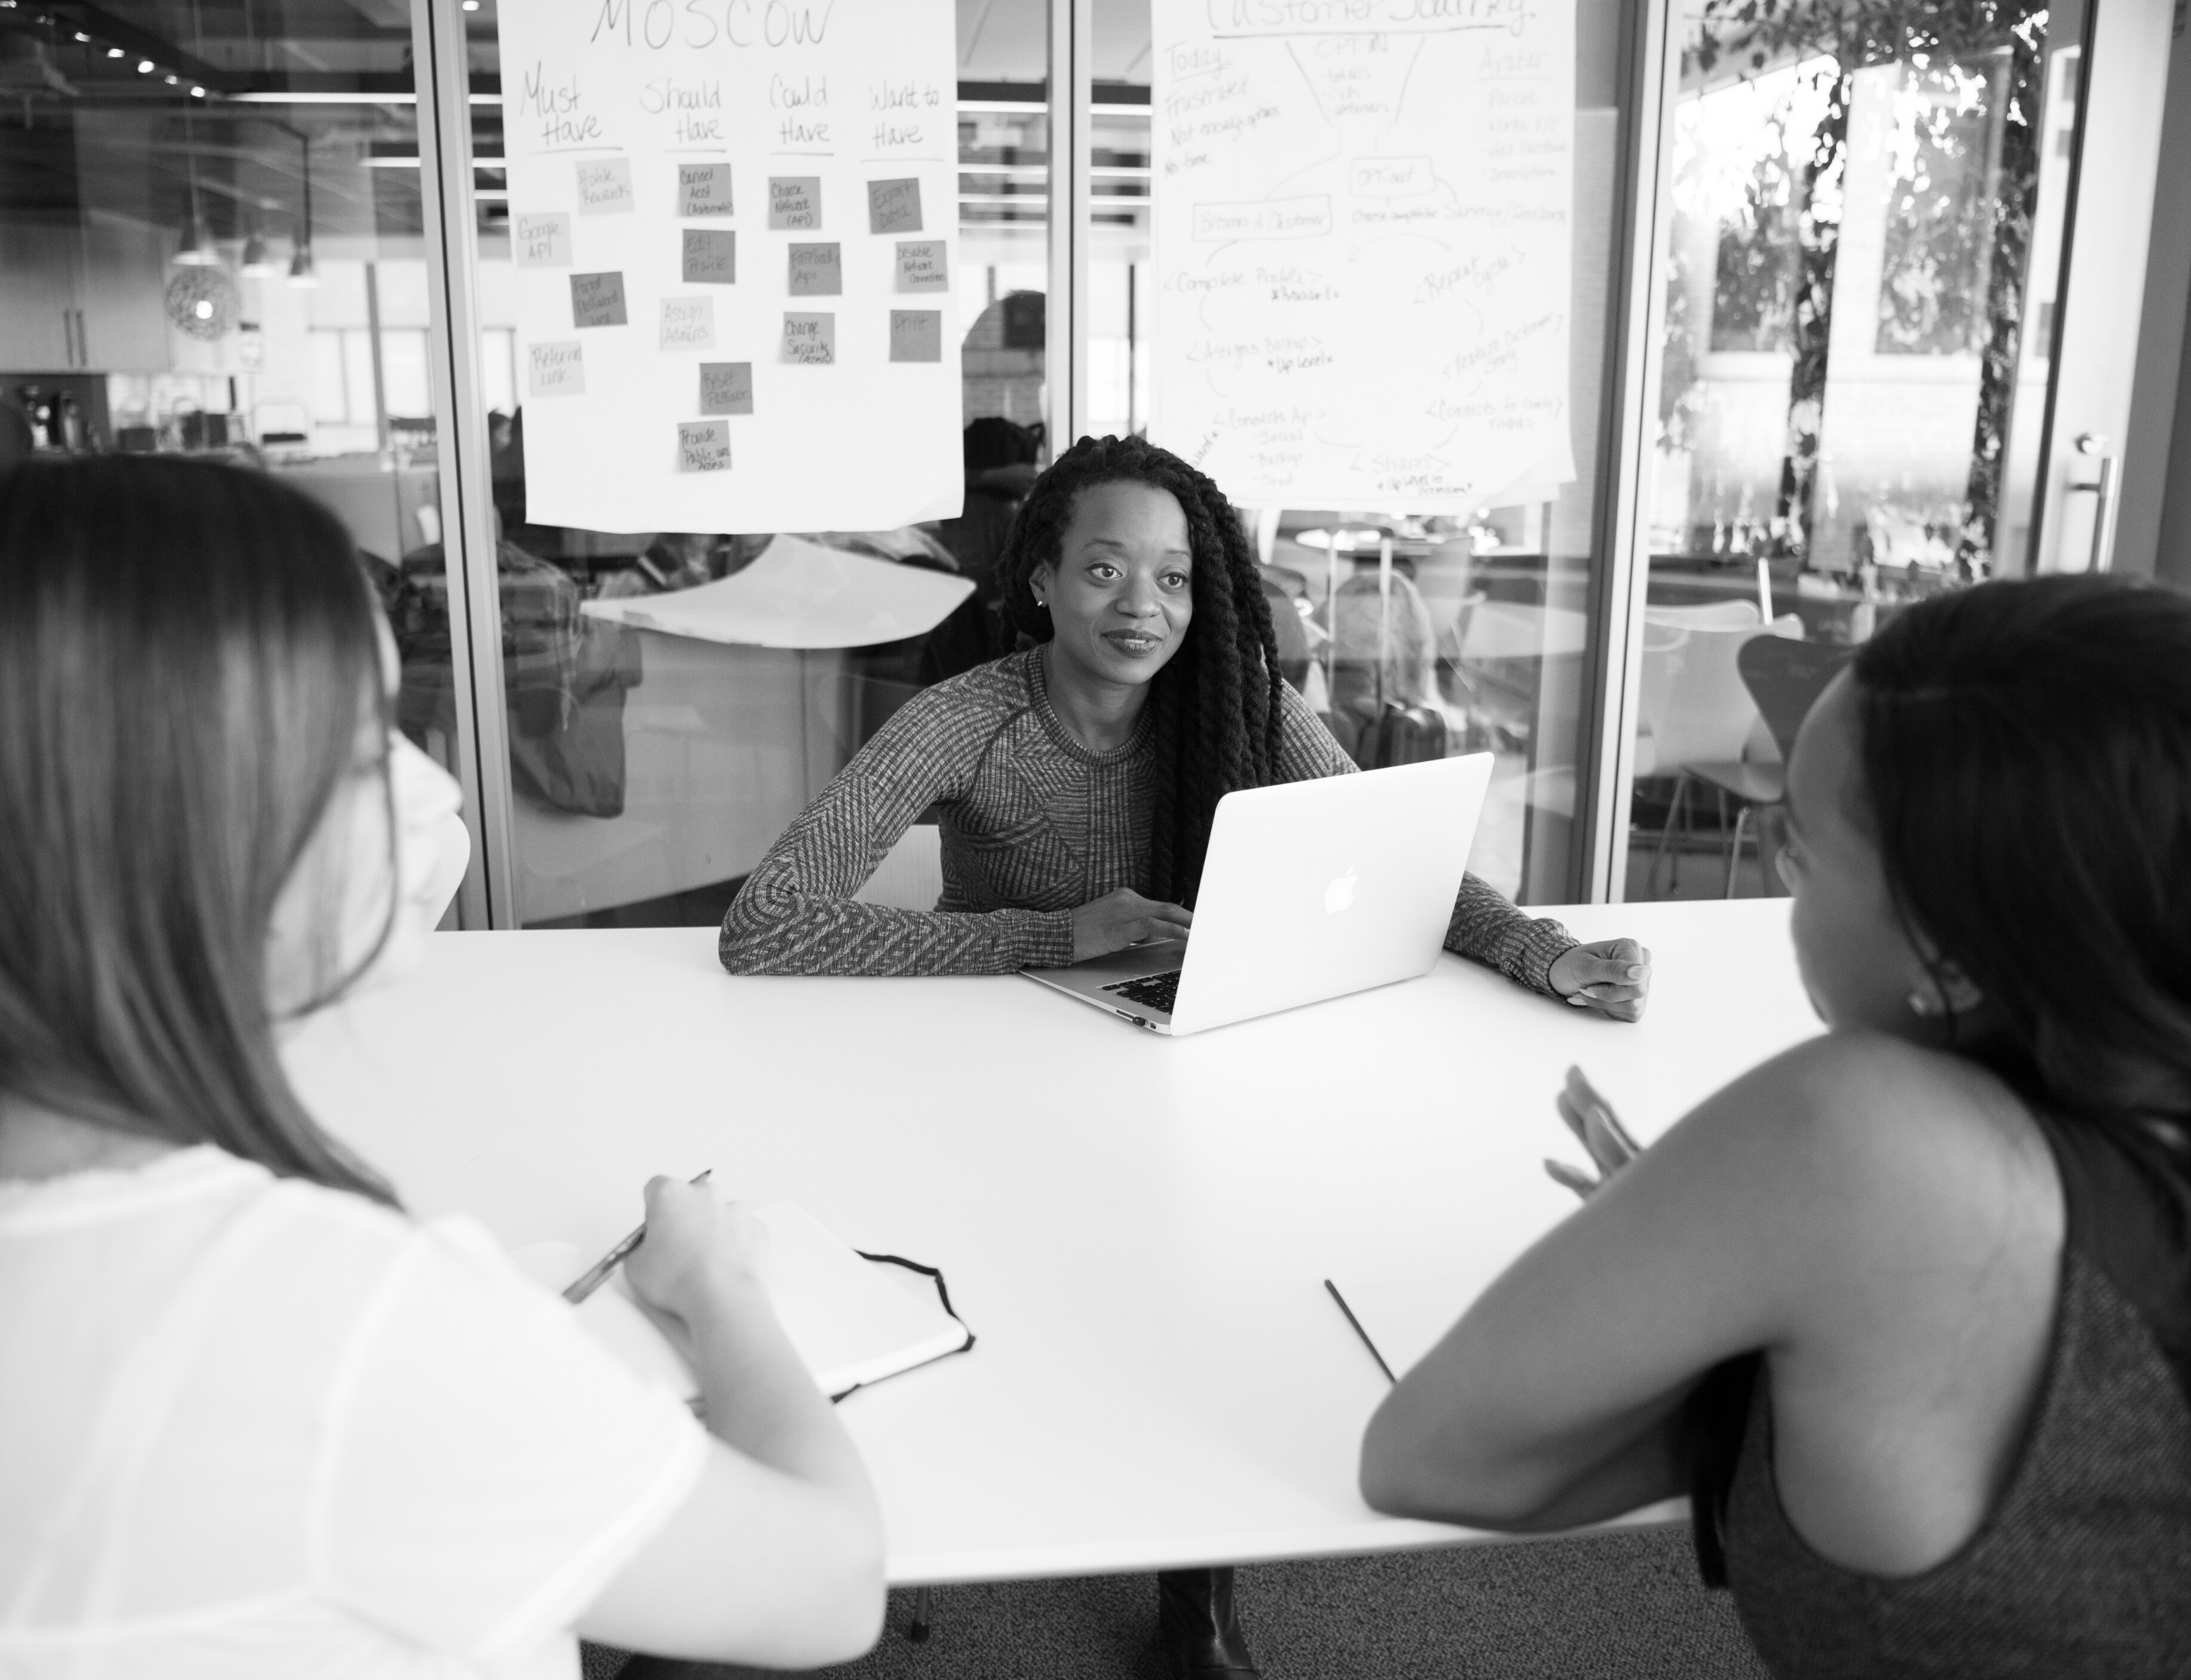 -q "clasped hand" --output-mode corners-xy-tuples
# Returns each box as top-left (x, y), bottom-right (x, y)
(1547, 938), (1653, 1022)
